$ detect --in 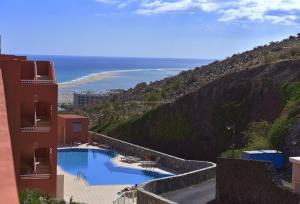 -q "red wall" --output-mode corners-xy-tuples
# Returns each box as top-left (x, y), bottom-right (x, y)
(0, 69), (19, 204)
(0, 55), (58, 197)
(58, 115), (89, 144)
